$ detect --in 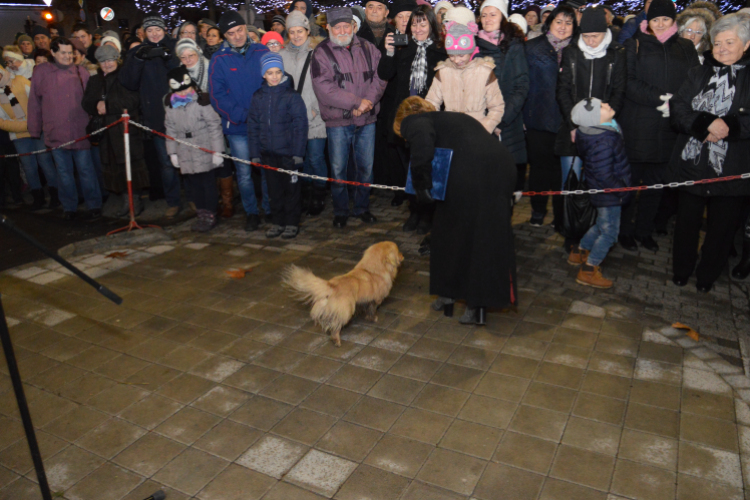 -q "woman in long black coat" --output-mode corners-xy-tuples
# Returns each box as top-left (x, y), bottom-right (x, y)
(397, 98), (517, 324)
(378, 5), (447, 233)
(82, 50), (149, 216)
